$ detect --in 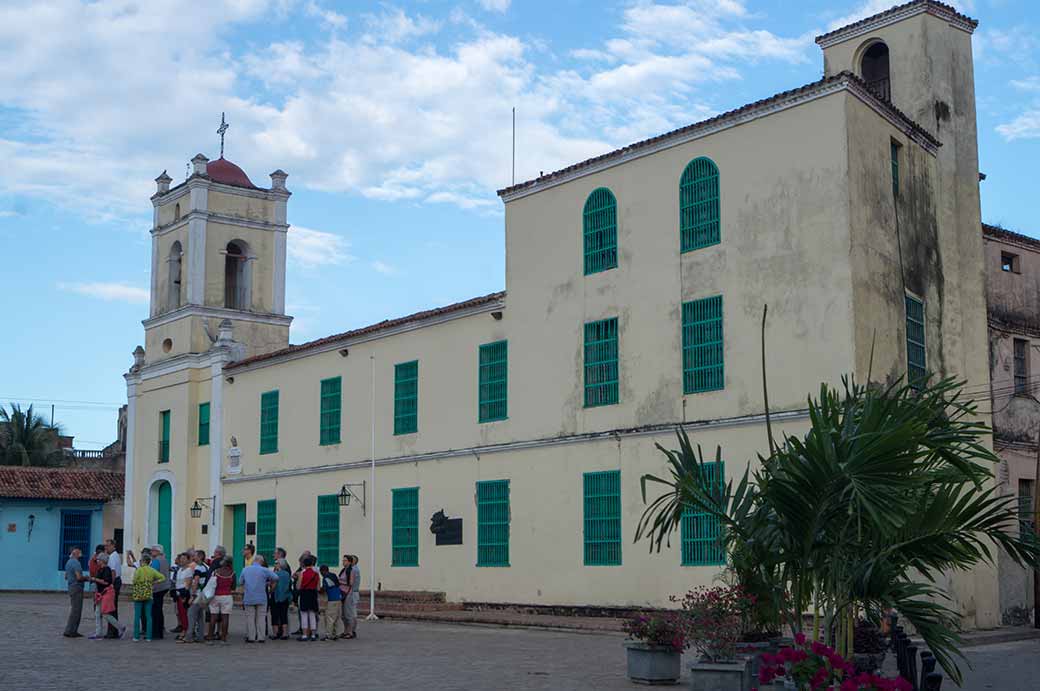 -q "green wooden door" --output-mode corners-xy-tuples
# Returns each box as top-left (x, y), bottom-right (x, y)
(231, 504), (246, 573)
(156, 481), (172, 557)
